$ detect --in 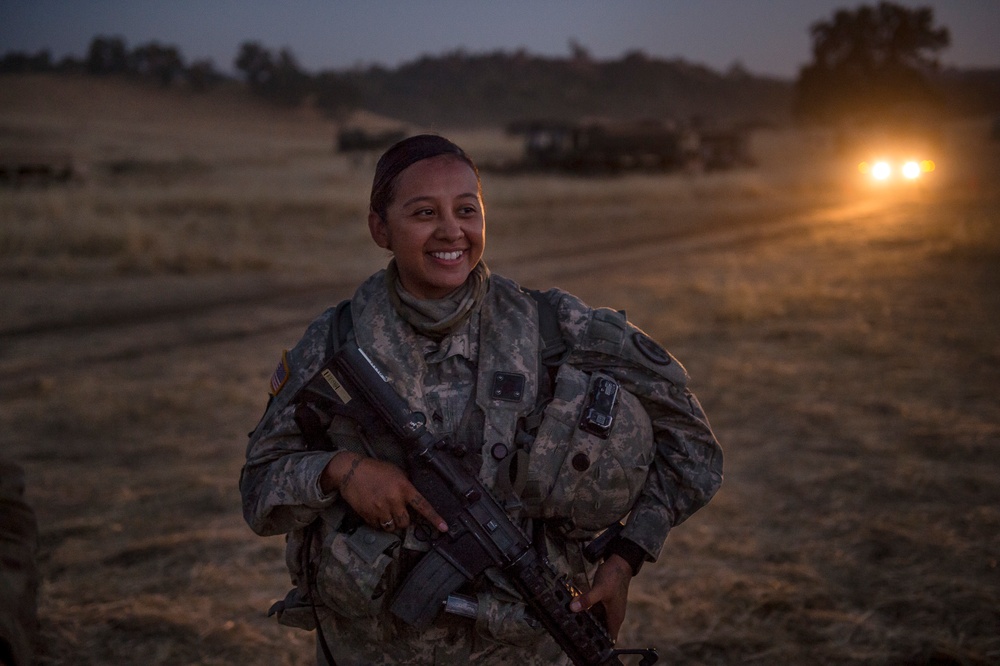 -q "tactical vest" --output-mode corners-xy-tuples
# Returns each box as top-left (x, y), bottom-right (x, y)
(268, 274), (657, 644)
(335, 274), (653, 538)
